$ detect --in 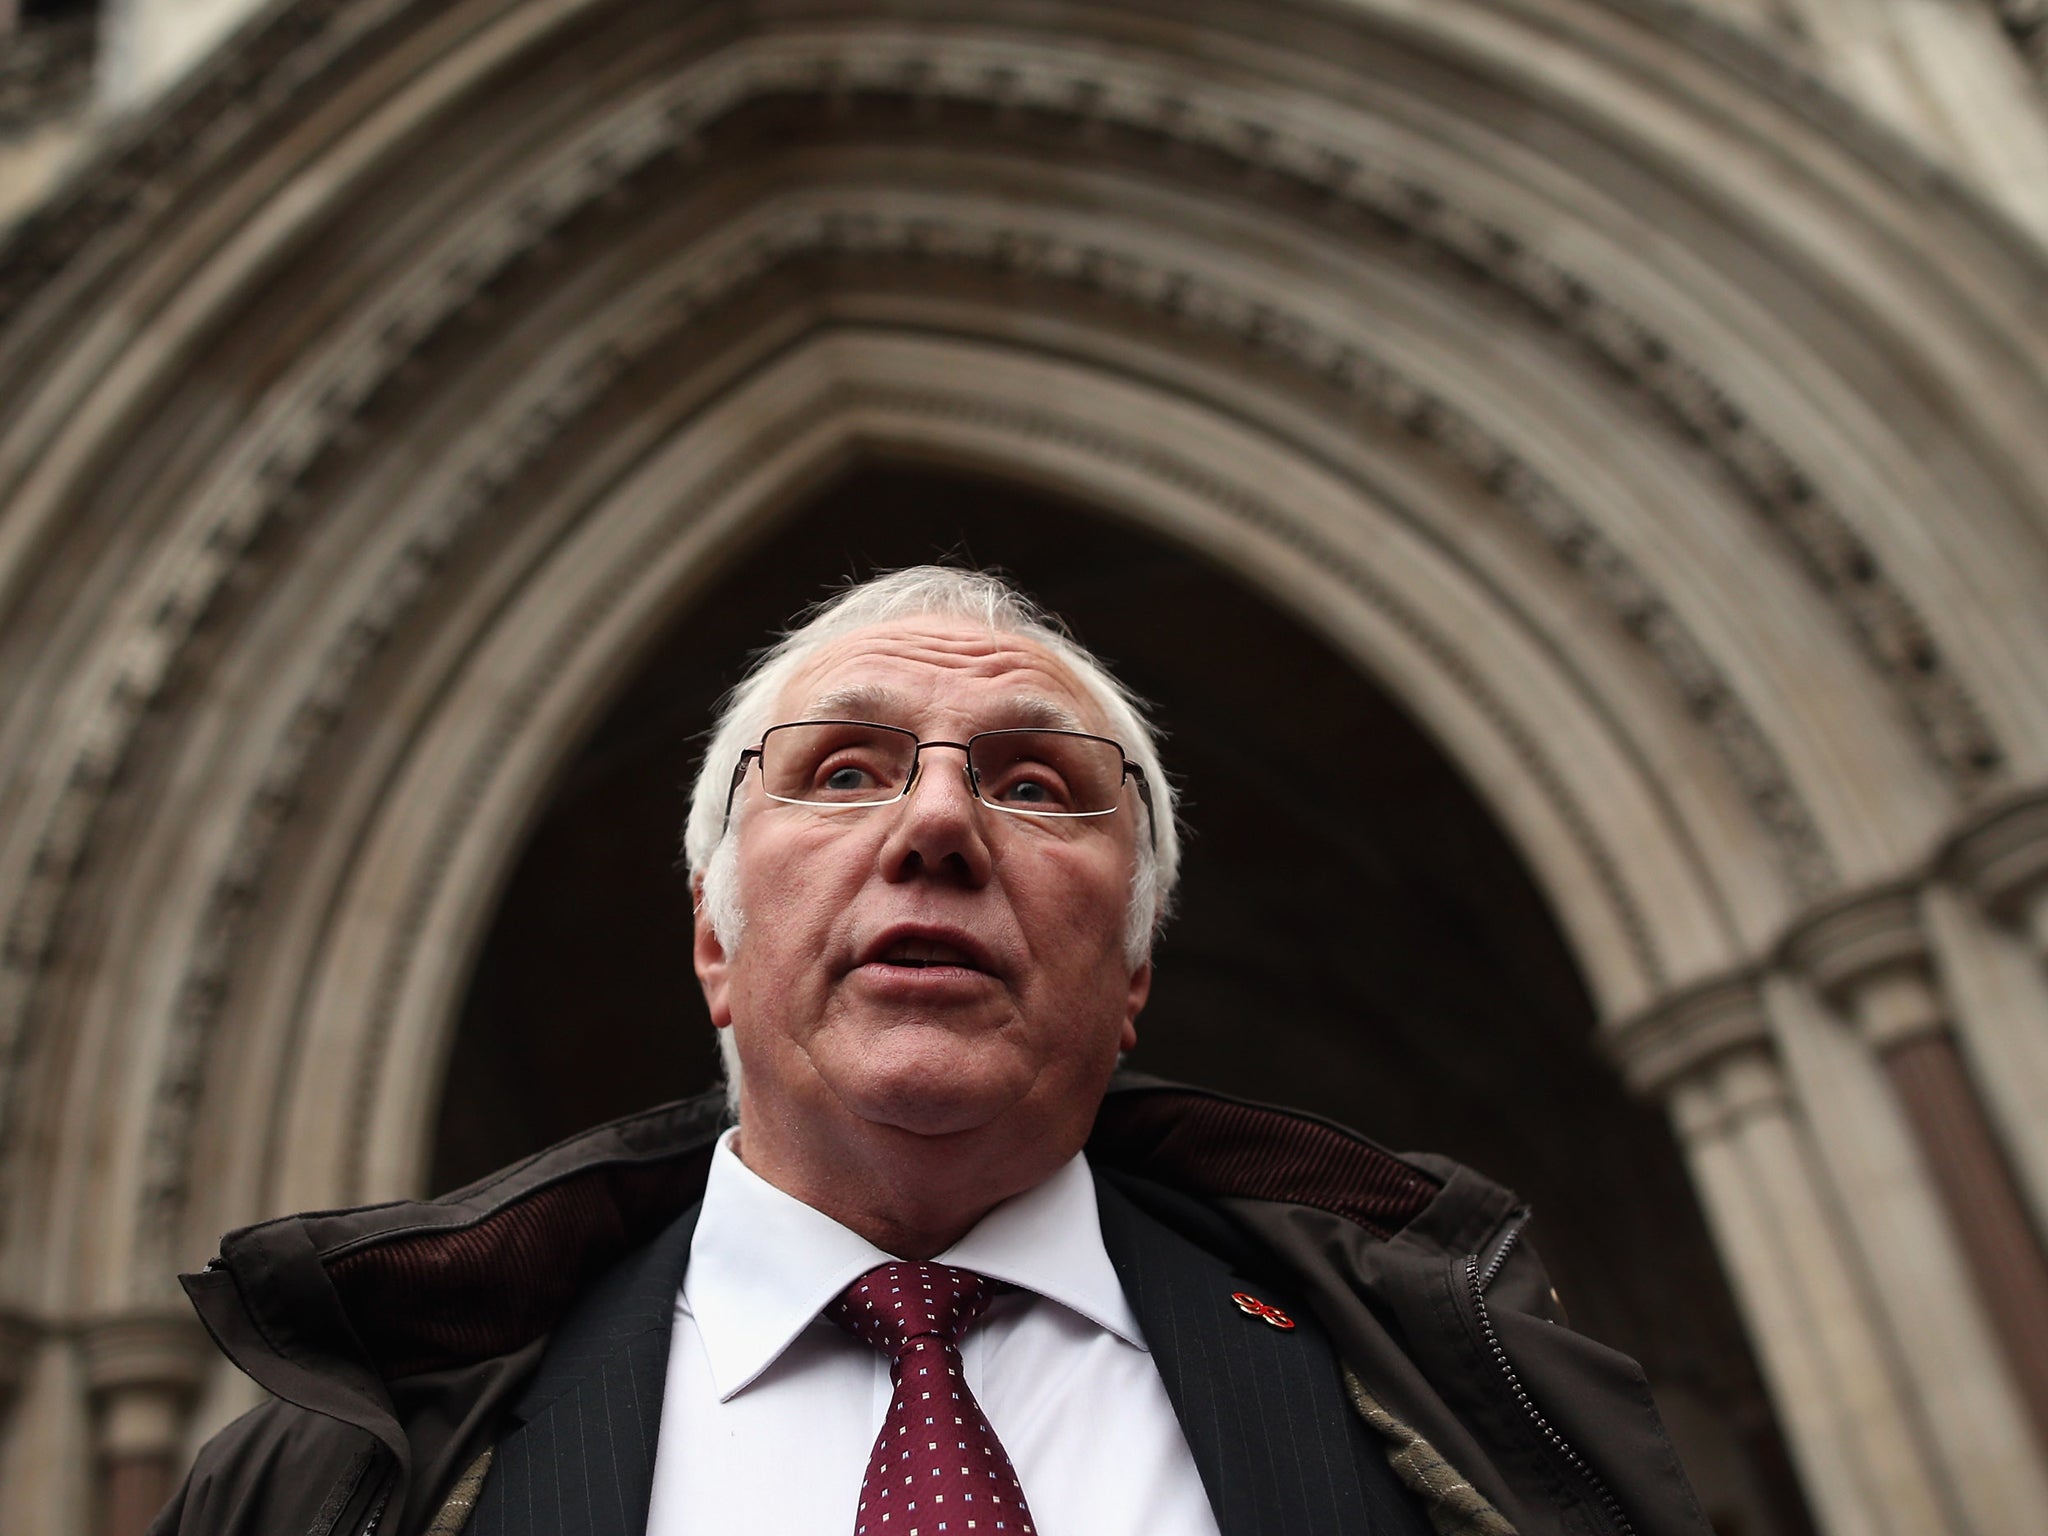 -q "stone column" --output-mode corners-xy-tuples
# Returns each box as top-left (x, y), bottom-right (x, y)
(1611, 974), (1954, 1536)
(78, 1314), (210, 1536)
(1785, 883), (2048, 1457)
